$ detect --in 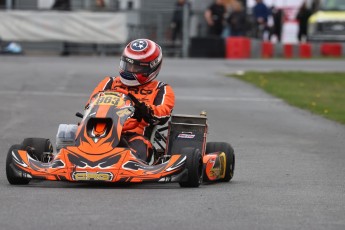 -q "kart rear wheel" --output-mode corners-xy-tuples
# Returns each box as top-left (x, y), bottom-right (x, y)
(22, 138), (53, 163)
(179, 147), (203, 188)
(206, 142), (235, 182)
(6, 144), (31, 185)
